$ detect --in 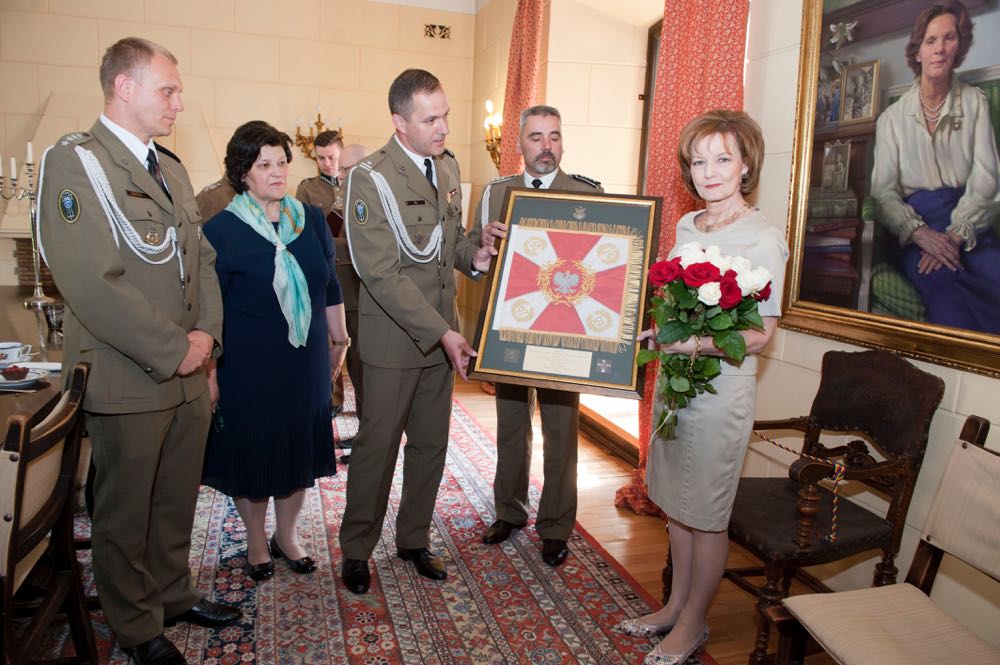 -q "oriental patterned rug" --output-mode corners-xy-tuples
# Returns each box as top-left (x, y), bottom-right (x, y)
(44, 398), (717, 665)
